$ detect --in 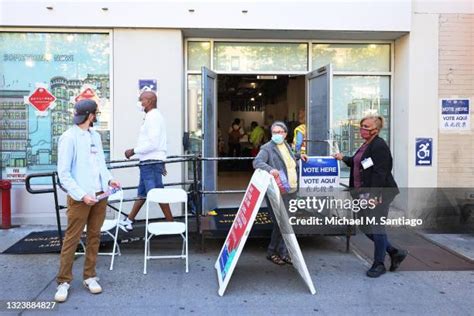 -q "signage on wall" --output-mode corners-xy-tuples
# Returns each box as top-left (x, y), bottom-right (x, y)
(415, 138), (432, 167)
(299, 157), (340, 194)
(75, 87), (96, 102)
(440, 98), (470, 131)
(139, 79), (157, 93)
(26, 86), (56, 115)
